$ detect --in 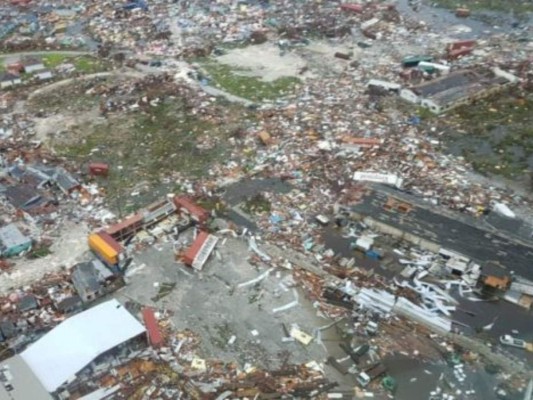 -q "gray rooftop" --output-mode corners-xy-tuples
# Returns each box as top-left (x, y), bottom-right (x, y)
(0, 73), (19, 82)
(0, 355), (52, 400)
(71, 262), (102, 301)
(412, 69), (506, 101)
(413, 71), (475, 97)
(429, 82), (485, 106)
(4, 185), (43, 210)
